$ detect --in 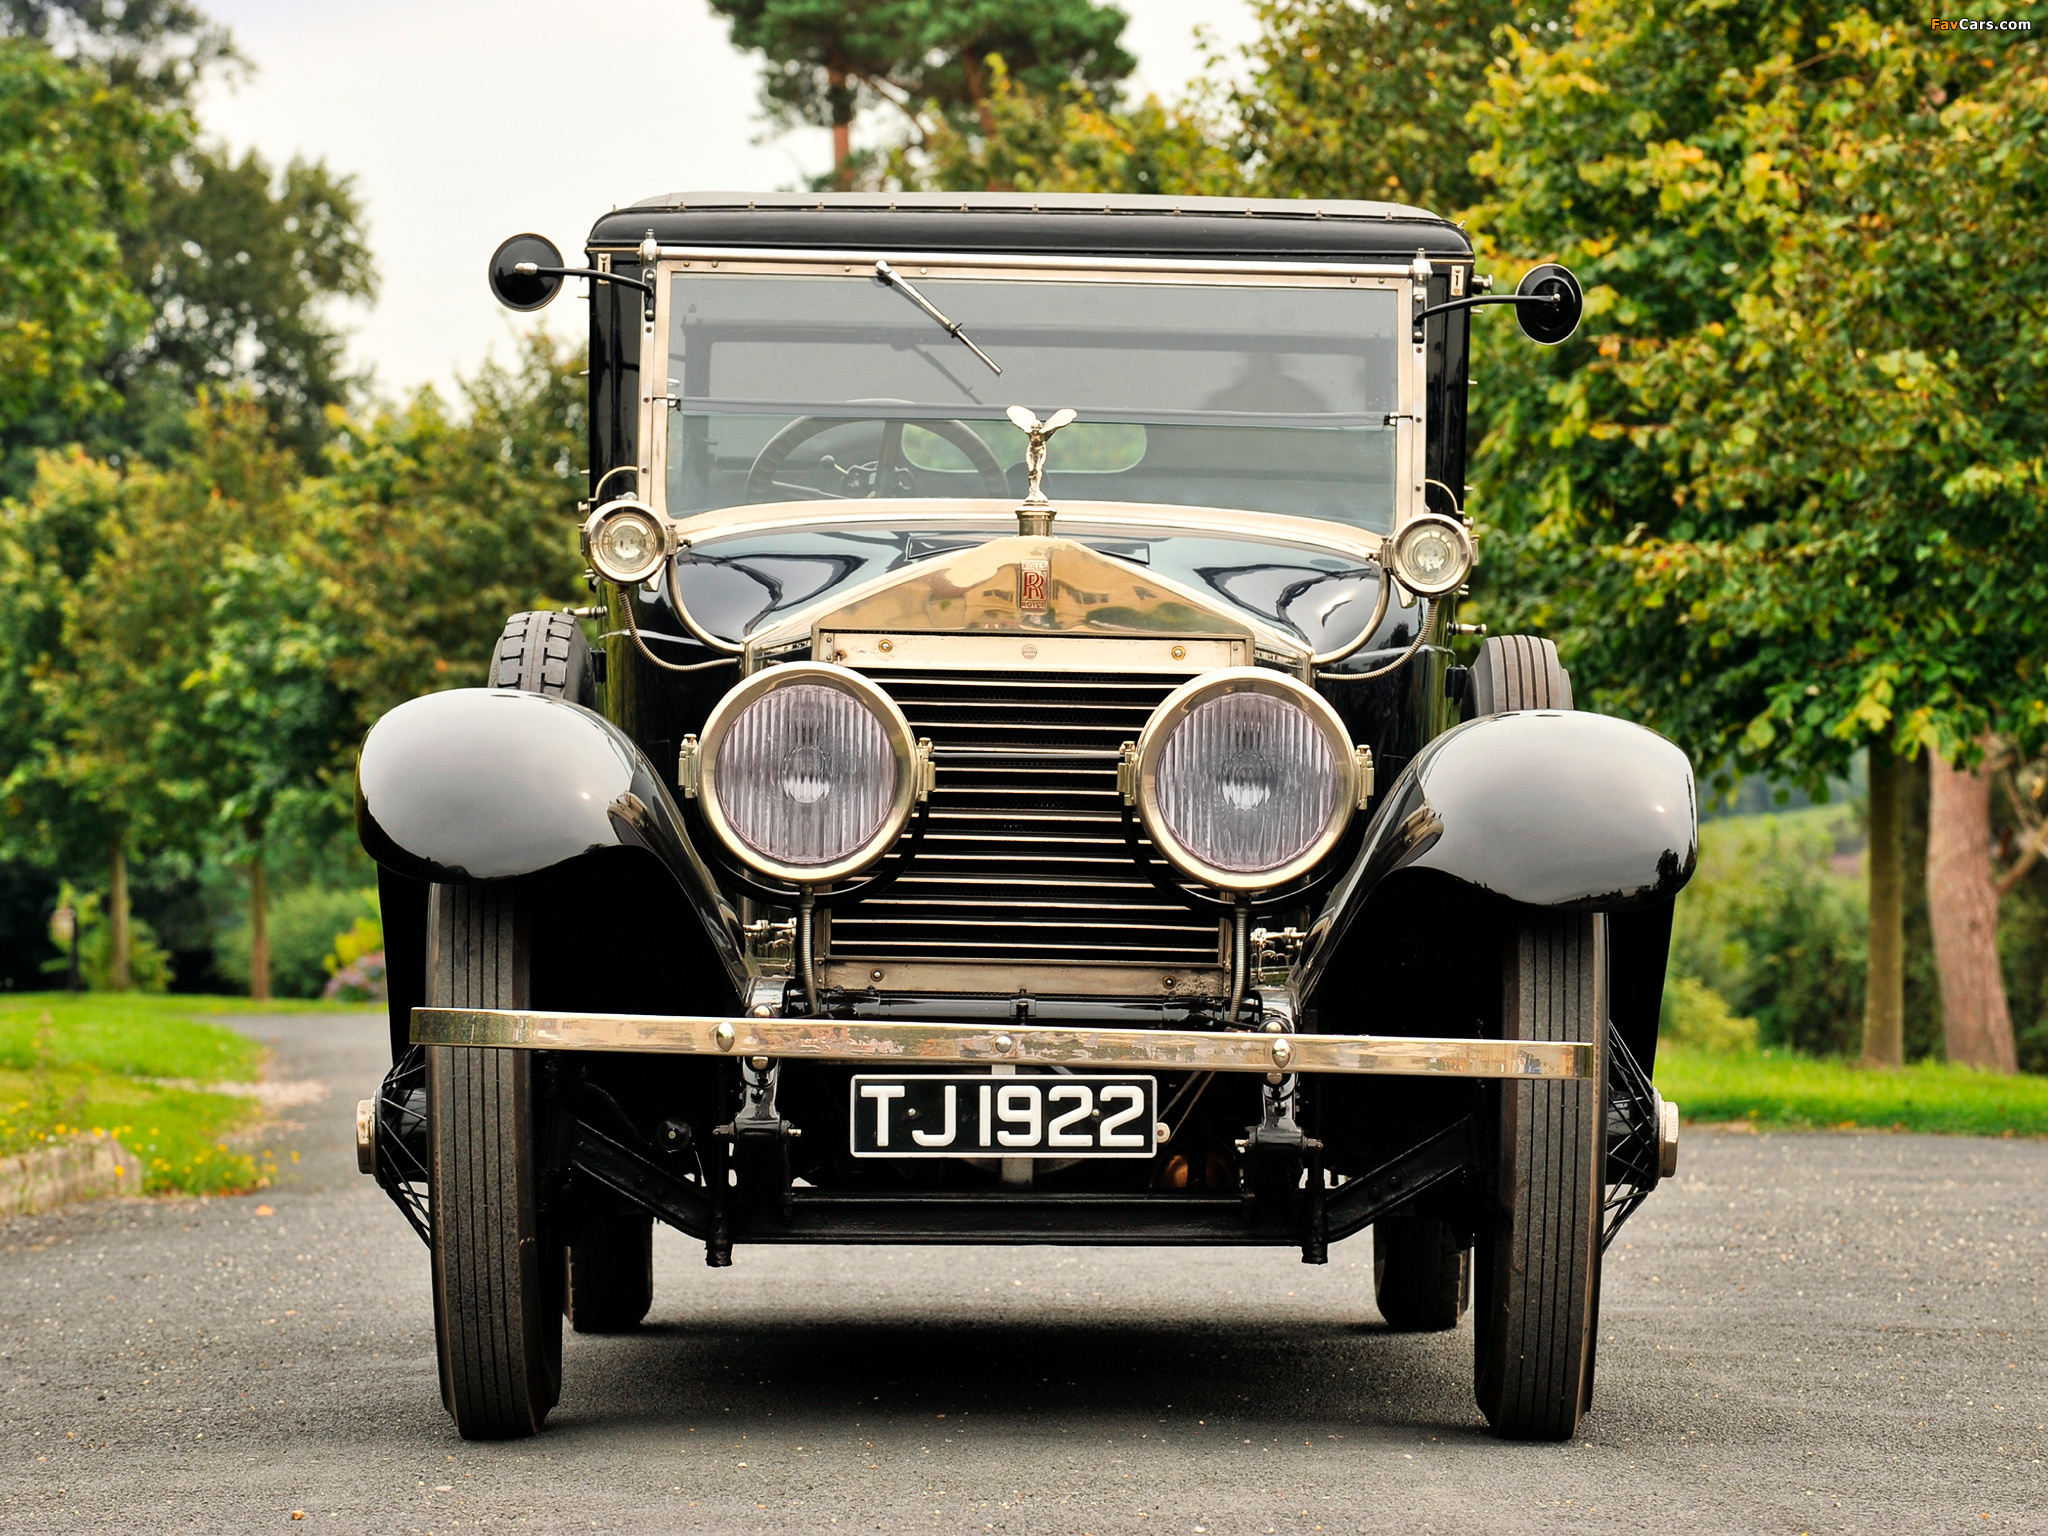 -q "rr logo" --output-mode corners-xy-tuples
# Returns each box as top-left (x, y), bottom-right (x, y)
(1020, 558), (1049, 614)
